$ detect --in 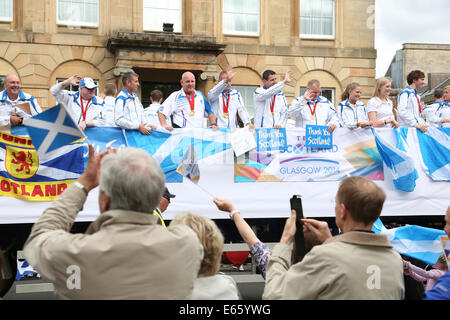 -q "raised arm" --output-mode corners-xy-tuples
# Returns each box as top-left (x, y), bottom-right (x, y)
(50, 75), (82, 106)
(213, 198), (260, 249)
